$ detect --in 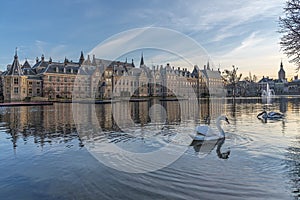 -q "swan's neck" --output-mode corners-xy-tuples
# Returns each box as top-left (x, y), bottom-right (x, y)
(216, 118), (225, 138)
